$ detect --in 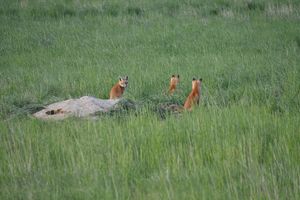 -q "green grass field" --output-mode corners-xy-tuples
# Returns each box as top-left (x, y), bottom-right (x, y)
(1, 0), (300, 199)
